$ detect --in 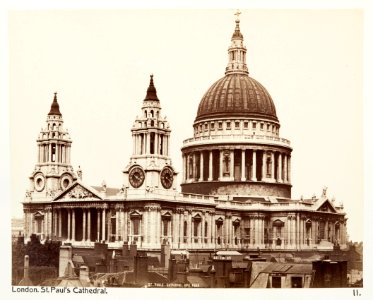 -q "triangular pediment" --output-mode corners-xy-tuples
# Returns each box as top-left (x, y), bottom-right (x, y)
(53, 181), (103, 201)
(316, 199), (337, 213)
(34, 211), (44, 218)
